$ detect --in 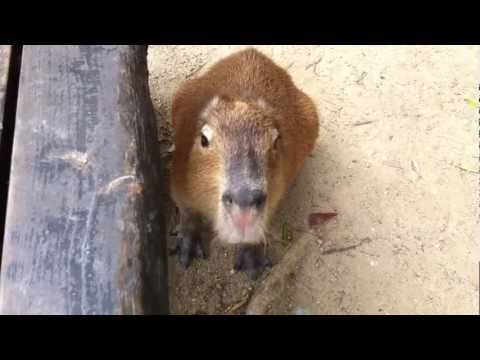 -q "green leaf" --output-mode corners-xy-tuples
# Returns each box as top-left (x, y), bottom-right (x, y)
(464, 98), (479, 108)
(282, 222), (289, 244)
